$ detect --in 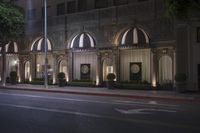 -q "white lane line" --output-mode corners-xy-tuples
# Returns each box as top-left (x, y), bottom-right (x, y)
(0, 92), (180, 110)
(0, 103), (196, 130)
(116, 108), (177, 115)
(0, 102), (100, 118)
